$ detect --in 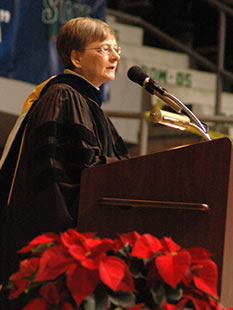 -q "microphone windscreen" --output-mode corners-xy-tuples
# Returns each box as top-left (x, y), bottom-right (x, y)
(127, 65), (148, 86)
